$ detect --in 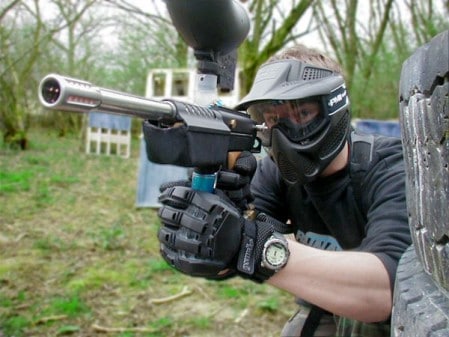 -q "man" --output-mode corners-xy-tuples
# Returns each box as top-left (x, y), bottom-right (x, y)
(155, 44), (411, 336)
